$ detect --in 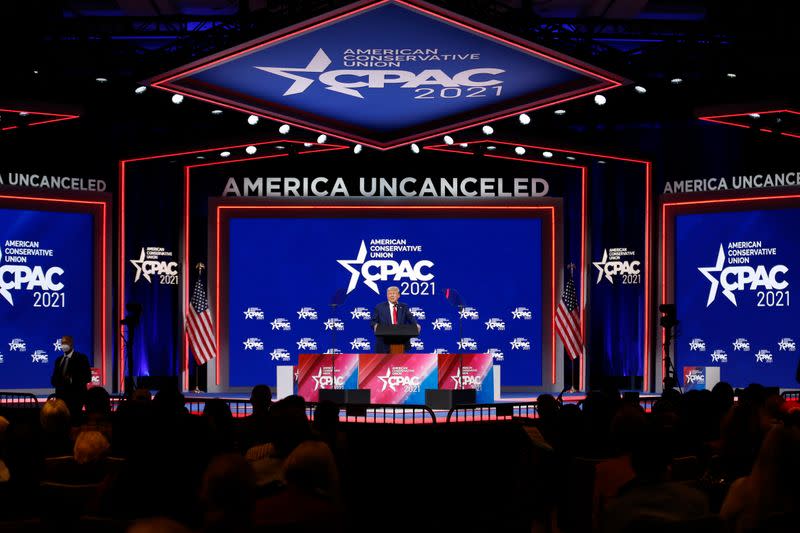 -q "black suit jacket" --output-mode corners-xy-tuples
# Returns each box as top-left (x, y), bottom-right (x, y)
(370, 301), (419, 353)
(51, 351), (92, 394)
